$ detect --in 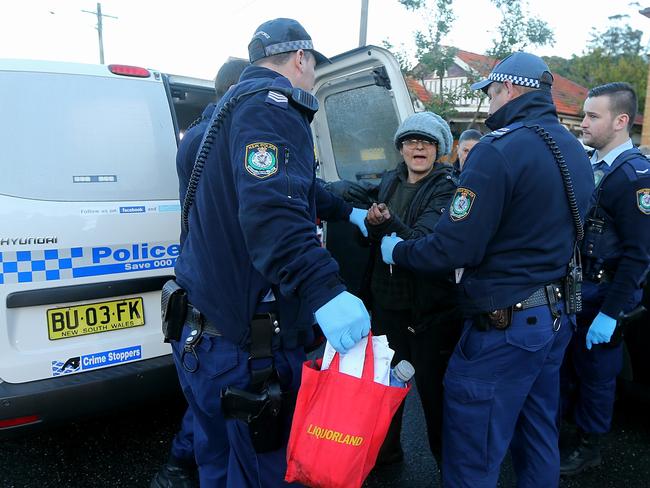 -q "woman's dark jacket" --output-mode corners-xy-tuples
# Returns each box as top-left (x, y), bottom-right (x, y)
(366, 161), (459, 331)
